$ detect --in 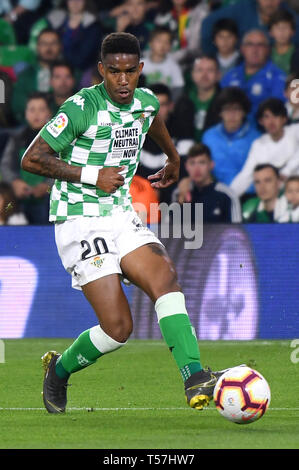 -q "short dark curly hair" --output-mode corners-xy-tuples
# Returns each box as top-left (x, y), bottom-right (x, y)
(256, 98), (287, 120)
(254, 164), (280, 178)
(101, 33), (141, 62)
(212, 18), (239, 40)
(216, 87), (251, 114)
(269, 10), (296, 31)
